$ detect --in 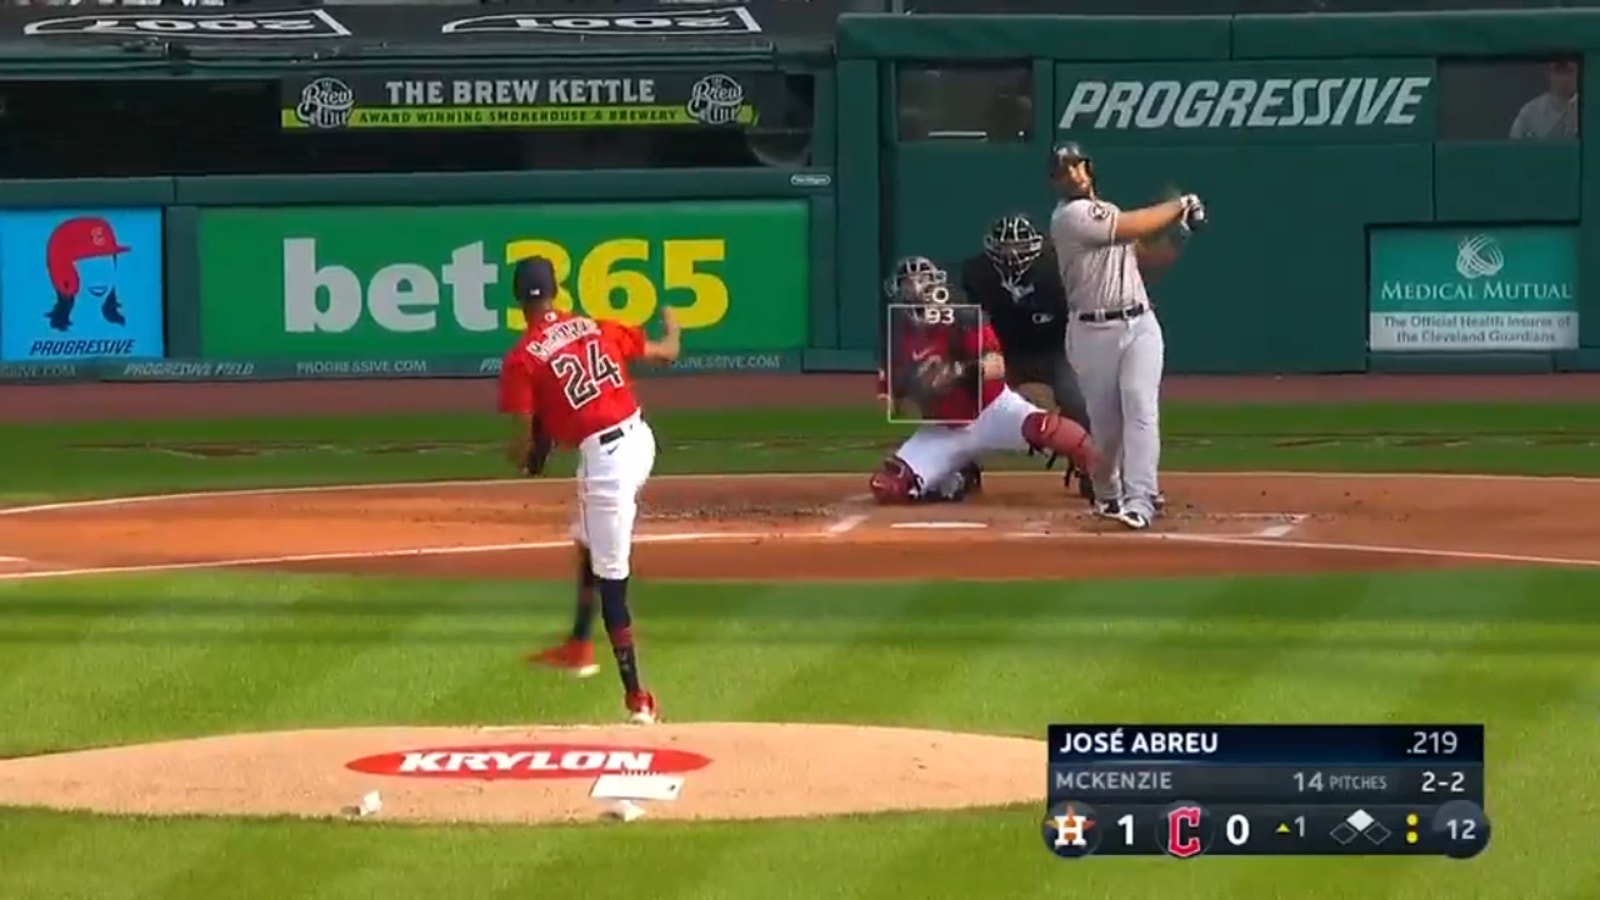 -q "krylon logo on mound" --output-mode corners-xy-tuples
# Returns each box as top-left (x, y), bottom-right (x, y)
(345, 744), (713, 780)
(1367, 226), (1579, 352)
(1055, 61), (1434, 140)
